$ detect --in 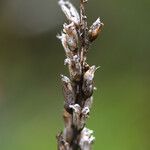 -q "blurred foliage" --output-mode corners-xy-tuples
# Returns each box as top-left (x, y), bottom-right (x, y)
(0, 0), (150, 150)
